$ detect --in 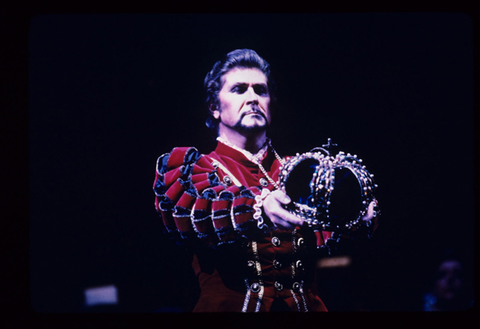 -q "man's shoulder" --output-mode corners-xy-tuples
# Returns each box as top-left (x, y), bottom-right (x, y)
(165, 146), (208, 163)
(164, 145), (217, 157)
(155, 146), (212, 173)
